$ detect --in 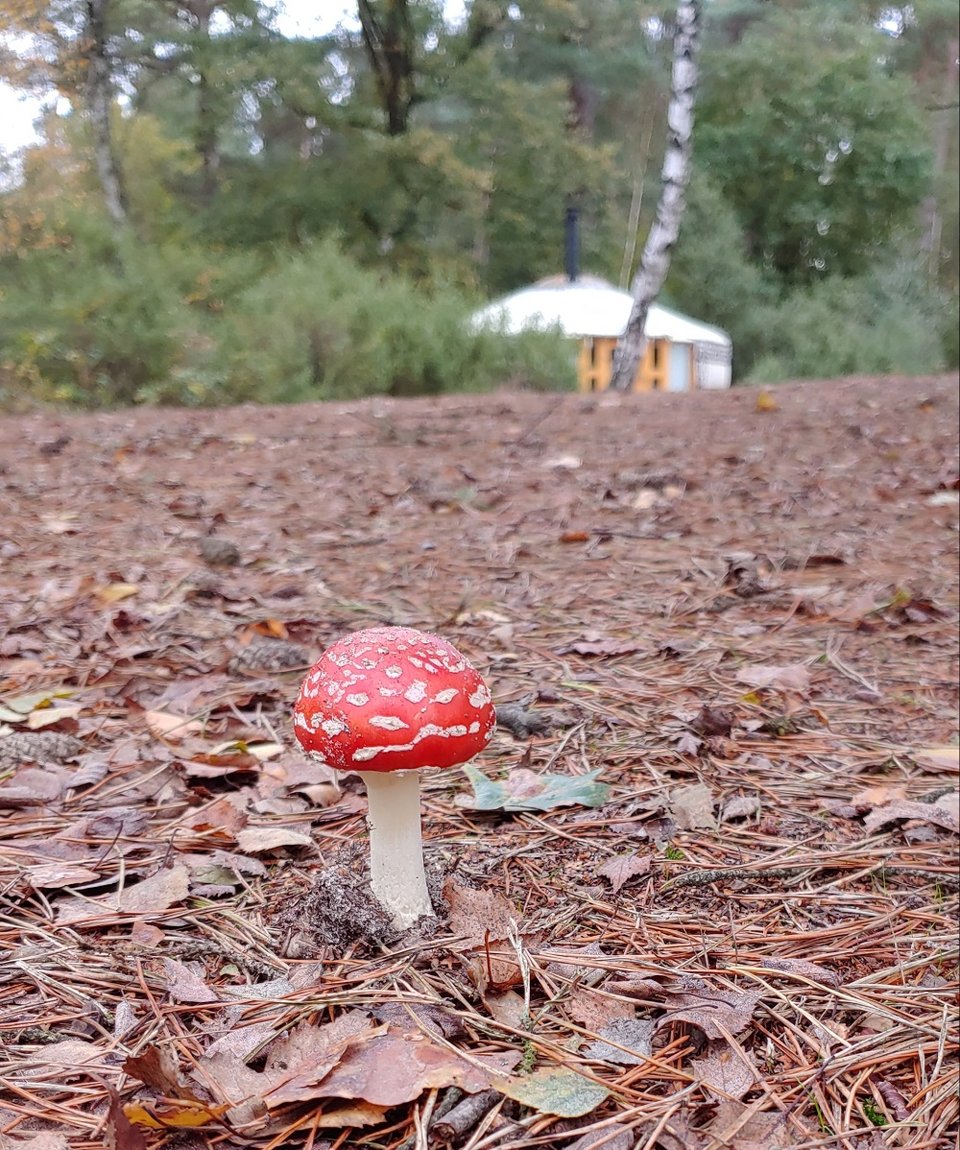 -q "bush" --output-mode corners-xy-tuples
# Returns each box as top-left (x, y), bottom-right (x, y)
(744, 253), (952, 383)
(222, 239), (575, 402)
(0, 210), (265, 407)
(0, 222), (573, 409)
